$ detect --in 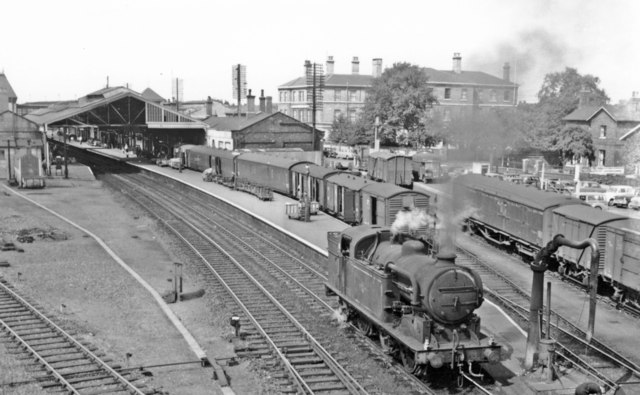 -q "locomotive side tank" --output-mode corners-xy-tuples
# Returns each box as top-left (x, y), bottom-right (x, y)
(326, 225), (500, 374)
